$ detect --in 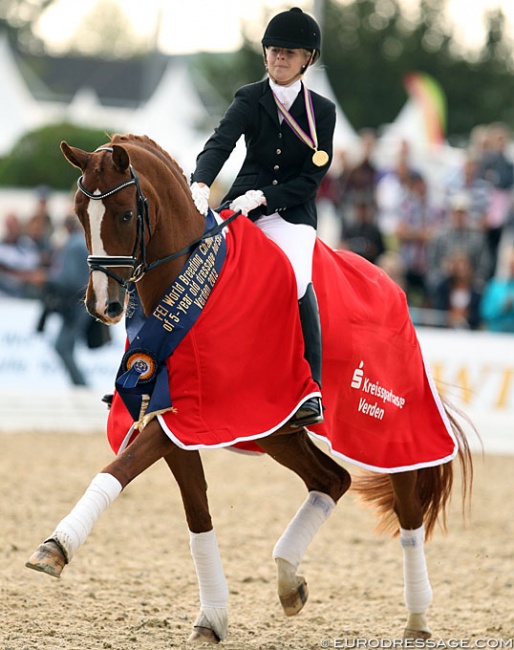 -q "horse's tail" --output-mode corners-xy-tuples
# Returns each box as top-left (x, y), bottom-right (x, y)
(351, 398), (475, 540)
